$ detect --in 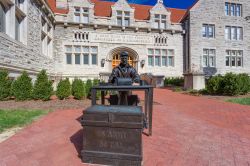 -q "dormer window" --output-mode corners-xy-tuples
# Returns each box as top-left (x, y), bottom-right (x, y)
(116, 10), (130, 27)
(74, 7), (89, 24)
(154, 14), (166, 29)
